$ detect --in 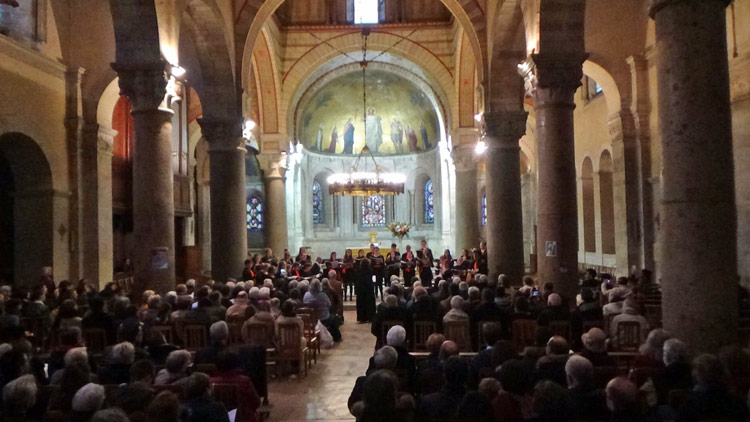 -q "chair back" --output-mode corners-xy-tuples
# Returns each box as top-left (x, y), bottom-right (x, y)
(549, 320), (572, 342)
(615, 321), (642, 352)
(298, 312), (318, 338)
(511, 319), (538, 353)
(604, 314), (616, 336)
(413, 320), (437, 351)
(443, 320), (471, 352)
(82, 328), (108, 354)
(243, 322), (274, 348)
(277, 321), (303, 360)
(227, 321), (244, 346)
(182, 324), (207, 351)
(150, 324), (174, 344)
